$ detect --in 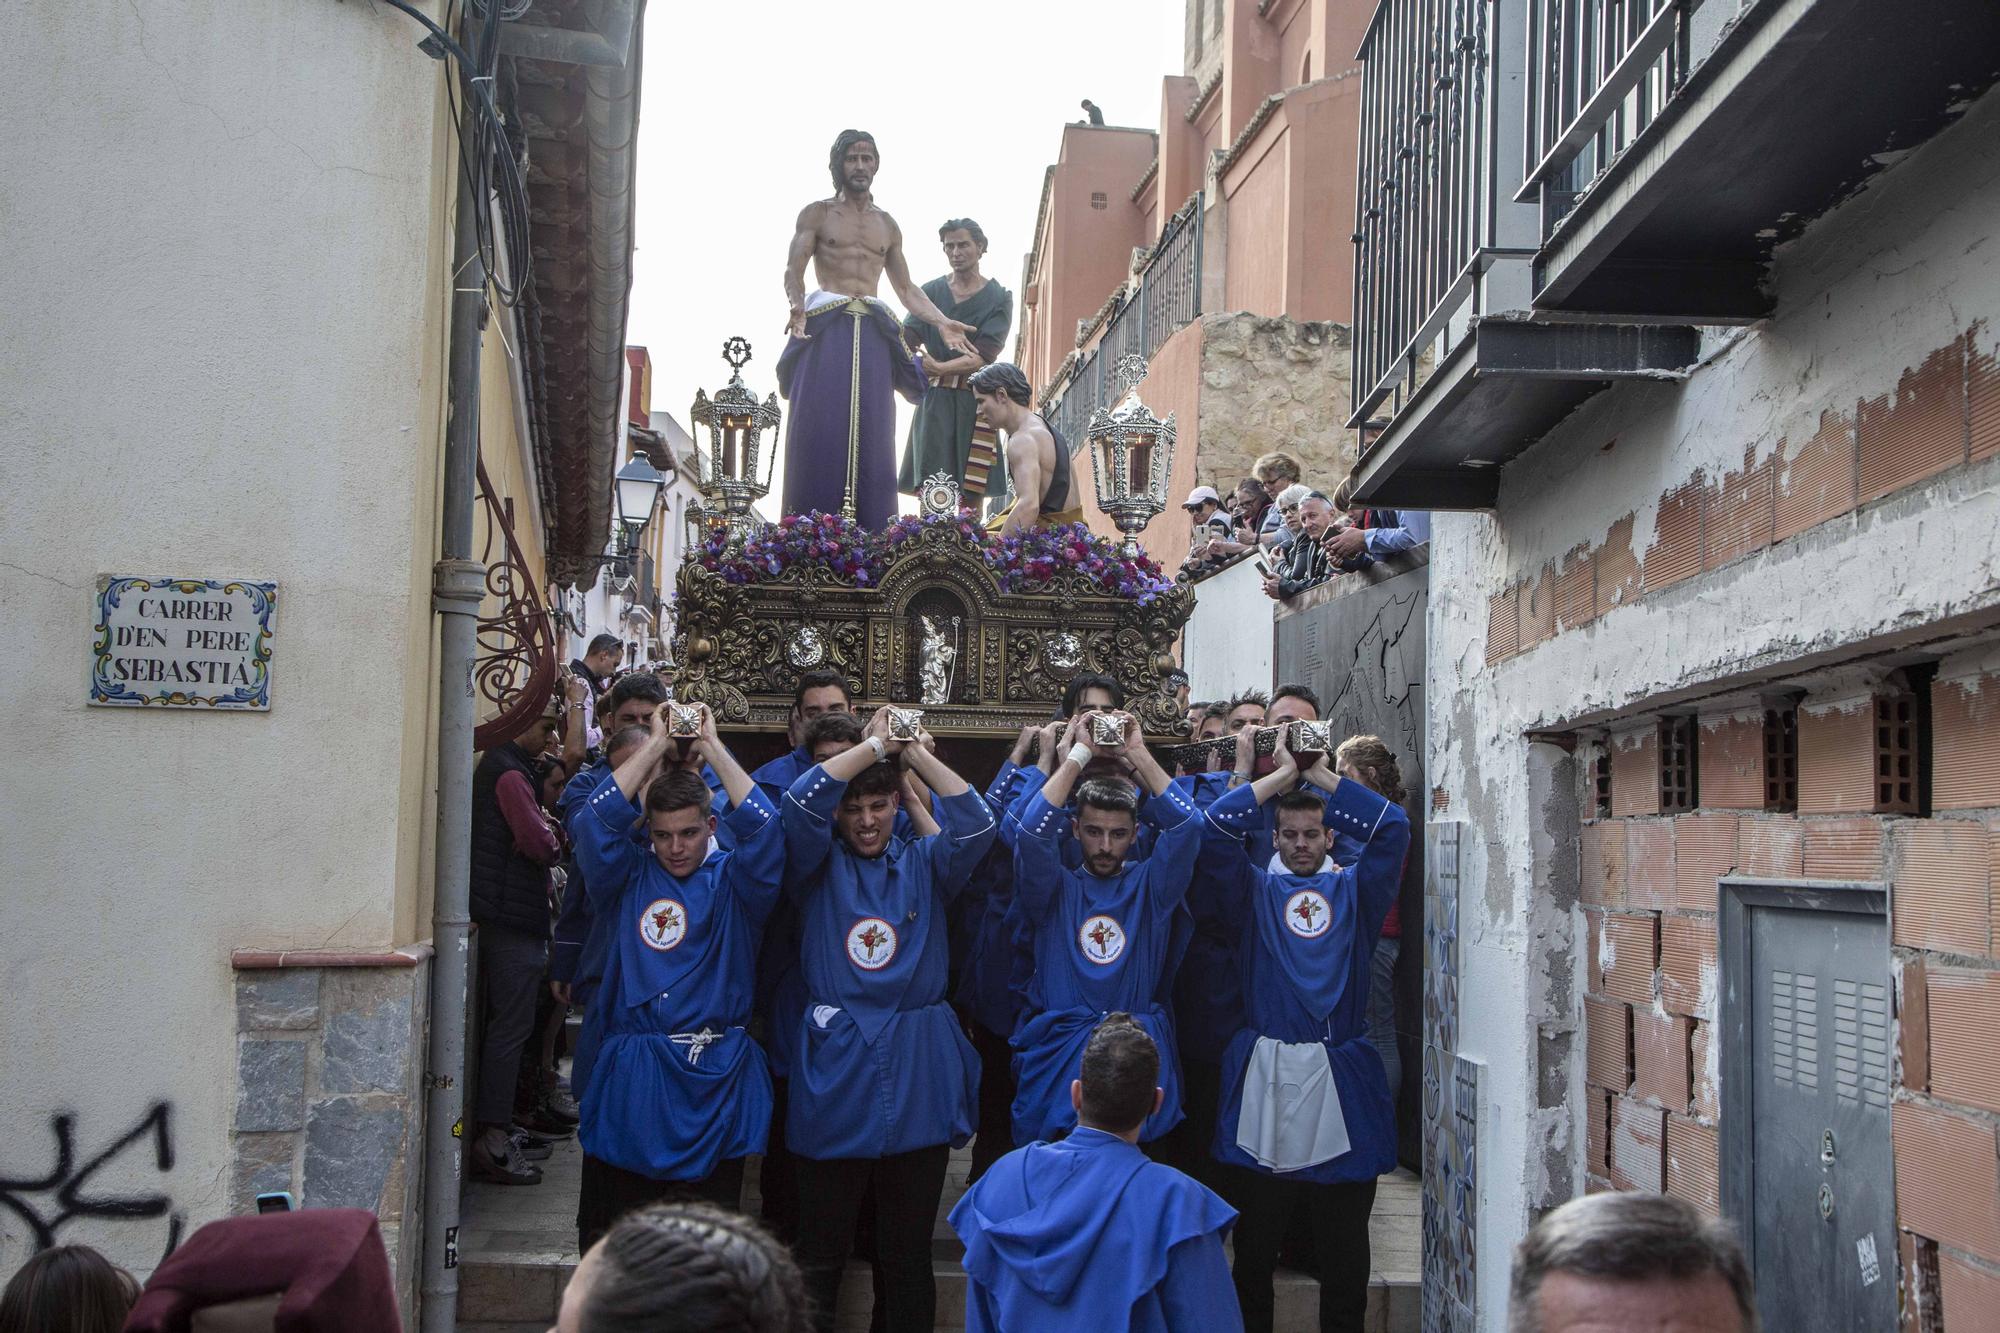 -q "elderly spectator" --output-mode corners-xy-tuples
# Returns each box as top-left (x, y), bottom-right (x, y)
(1250, 453), (1303, 547)
(1322, 481), (1431, 566)
(1263, 493), (1337, 599)
(1508, 1192), (1757, 1333)
(1270, 484), (1310, 550)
